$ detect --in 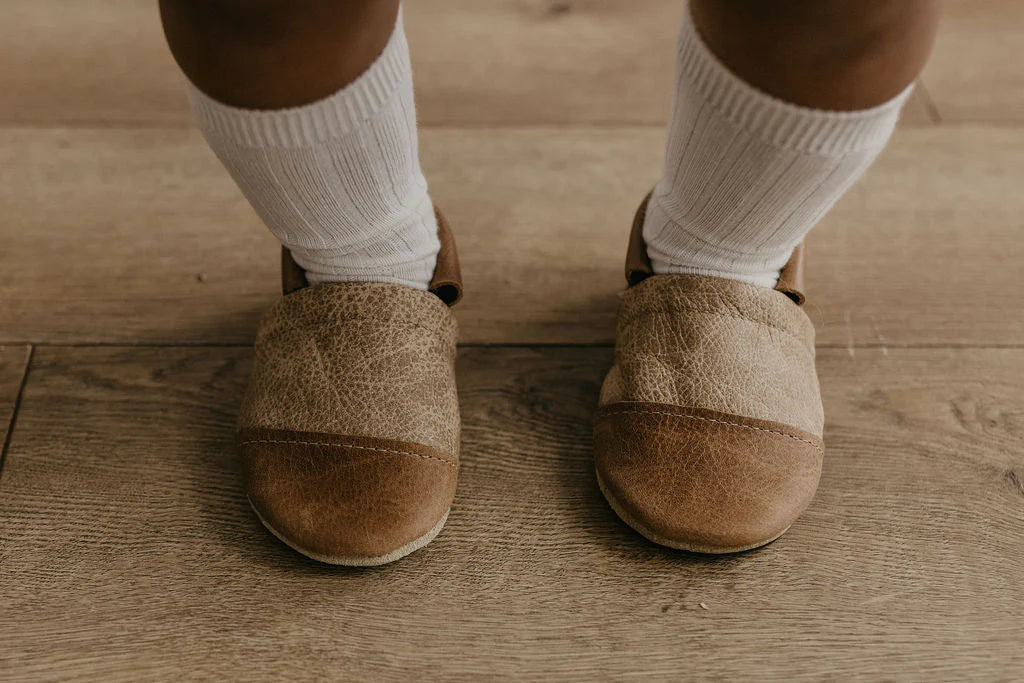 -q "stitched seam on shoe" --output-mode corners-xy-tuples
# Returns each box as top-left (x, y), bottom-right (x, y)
(601, 407), (823, 454)
(239, 439), (457, 467)
(621, 306), (812, 353)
